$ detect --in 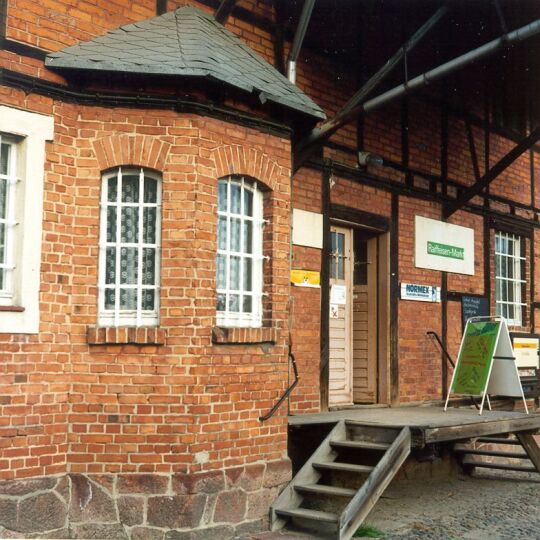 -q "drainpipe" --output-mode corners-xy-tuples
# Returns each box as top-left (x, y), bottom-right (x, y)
(361, 18), (540, 115)
(287, 0), (316, 84)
